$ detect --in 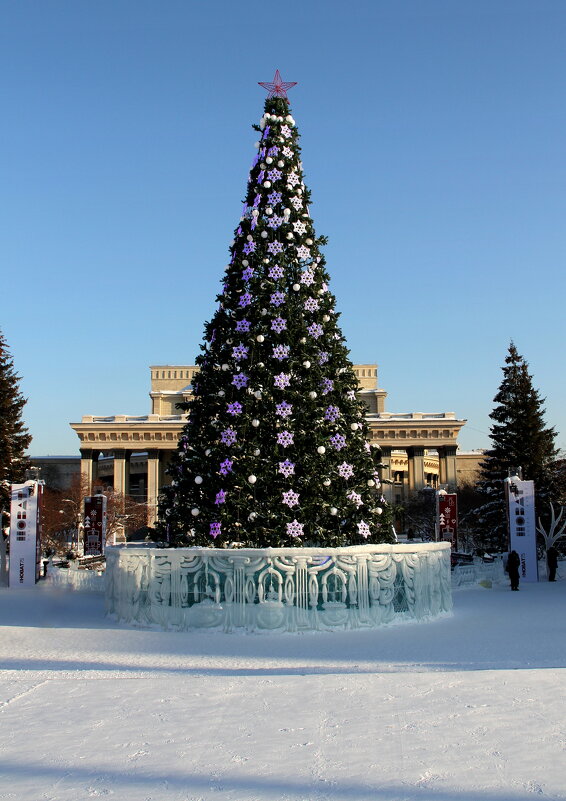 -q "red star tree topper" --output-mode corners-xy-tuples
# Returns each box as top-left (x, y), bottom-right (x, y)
(258, 69), (297, 100)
